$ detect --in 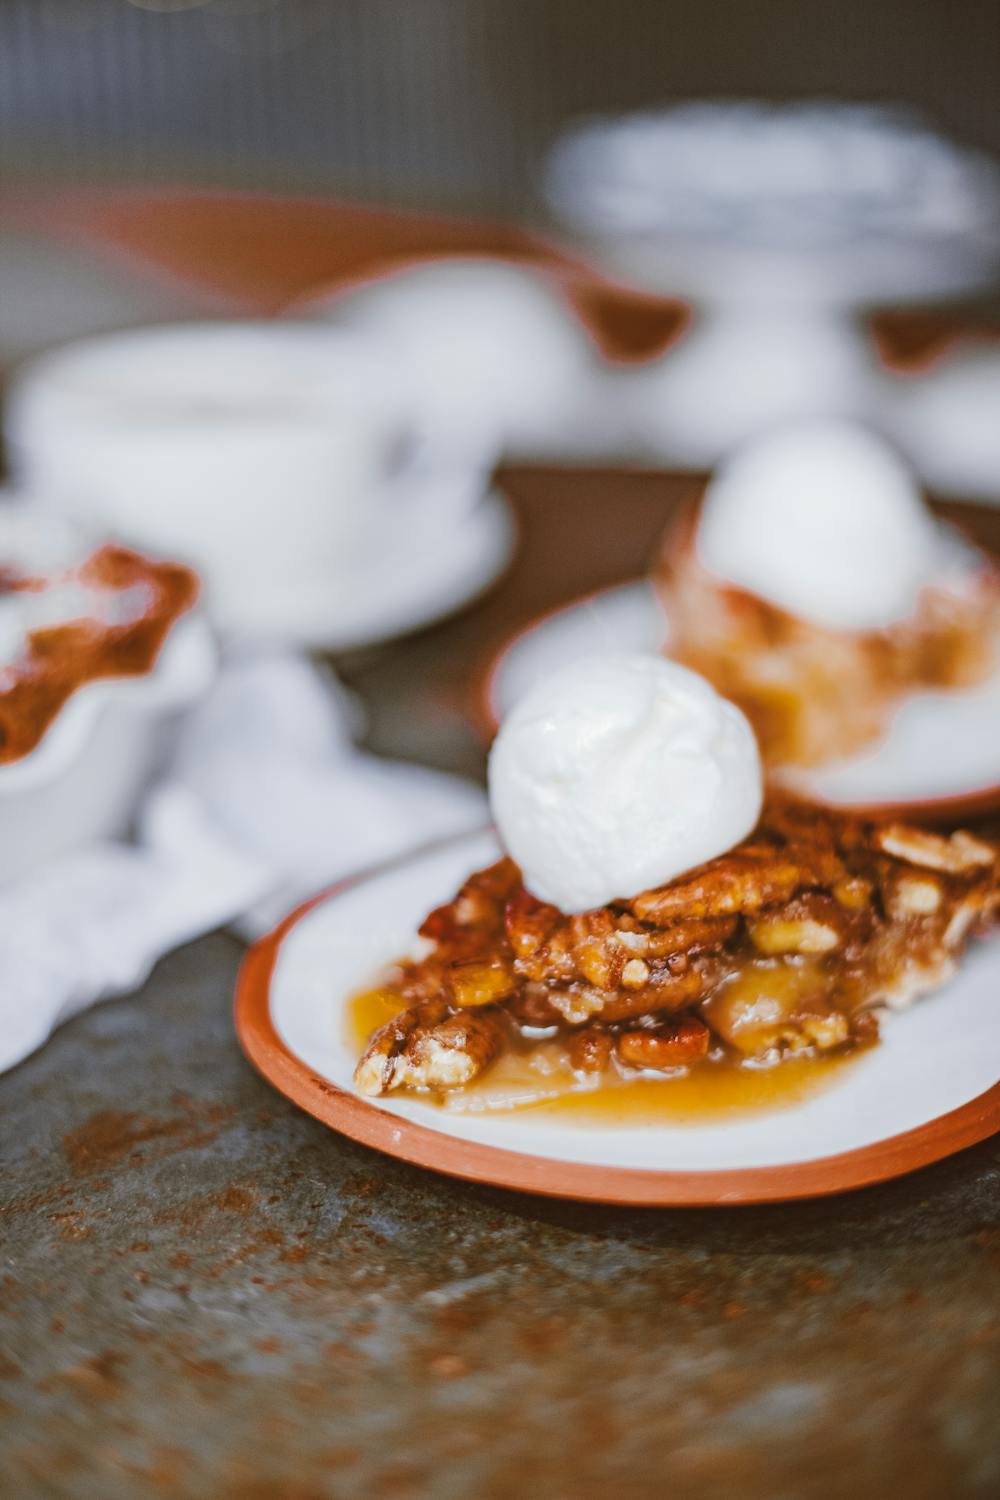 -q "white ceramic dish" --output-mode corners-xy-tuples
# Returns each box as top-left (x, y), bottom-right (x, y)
(303, 257), (623, 464)
(0, 534), (215, 882)
(5, 321), (500, 635)
(228, 488), (516, 649)
(0, 504), (217, 880)
(479, 578), (1000, 818)
(884, 343), (1000, 505)
(237, 829), (1000, 1204)
(0, 611), (215, 883)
